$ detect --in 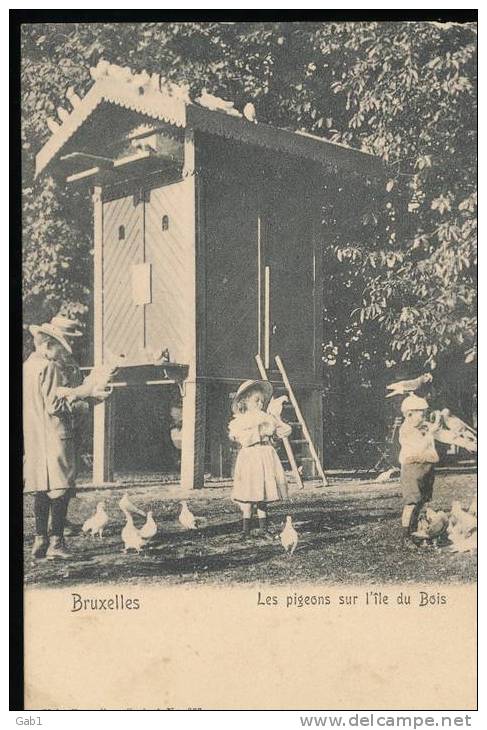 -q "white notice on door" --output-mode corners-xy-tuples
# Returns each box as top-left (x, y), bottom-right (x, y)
(132, 263), (152, 305)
